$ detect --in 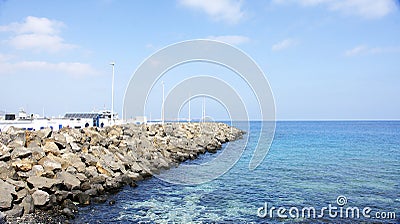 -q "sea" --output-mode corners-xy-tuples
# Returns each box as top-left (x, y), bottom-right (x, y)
(74, 121), (400, 223)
